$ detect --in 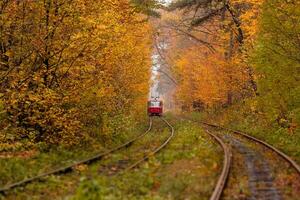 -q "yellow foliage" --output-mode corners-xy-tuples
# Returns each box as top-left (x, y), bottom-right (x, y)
(0, 0), (152, 145)
(174, 47), (230, 109)
(161, 0), (262, 110)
